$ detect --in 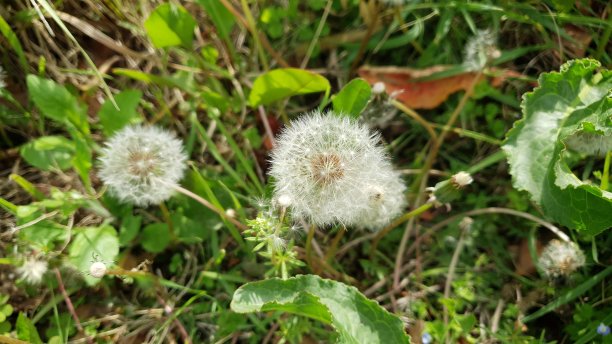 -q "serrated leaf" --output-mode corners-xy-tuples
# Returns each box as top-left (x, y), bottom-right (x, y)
(503, 59), (612, 235)
(231, 274), (410, 344)
(20, 136), (75, 171)
(332, 78), (372, 118)
(249, 68), (330, 107)
(26, 75), (88, 134)
(98, 89), (142, 136)
(144, 3), (196, 48)
(68, 226), (119, 285)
